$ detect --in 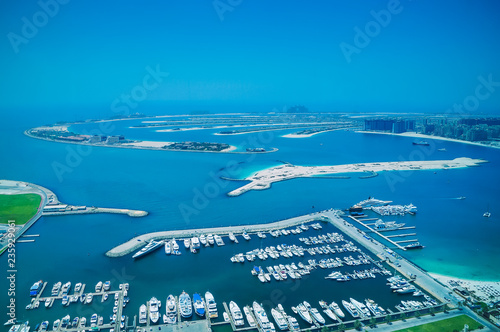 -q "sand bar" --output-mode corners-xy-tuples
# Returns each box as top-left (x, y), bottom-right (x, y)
(227, 157), (488, 196)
